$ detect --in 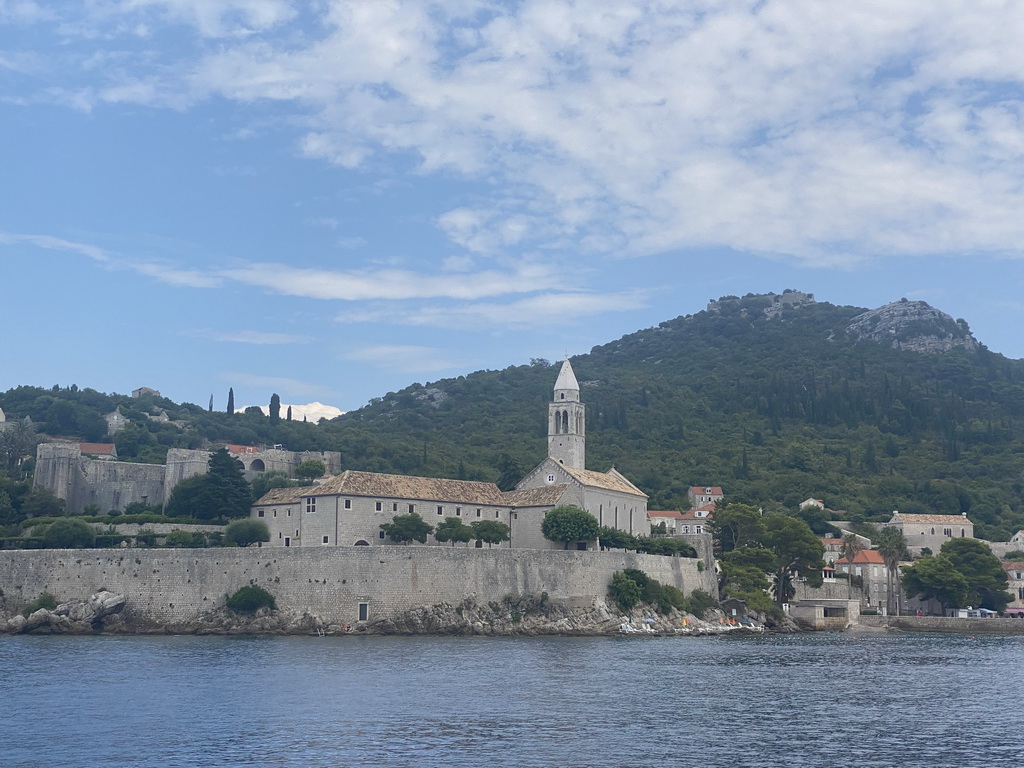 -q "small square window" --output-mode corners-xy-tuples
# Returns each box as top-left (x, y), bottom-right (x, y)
(547, 474), (556, 483)
(258, 510), (265, 517)
(344, 499), (352, 509)
(322, 535), (329, 544)
(306, 497), (316, 514)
